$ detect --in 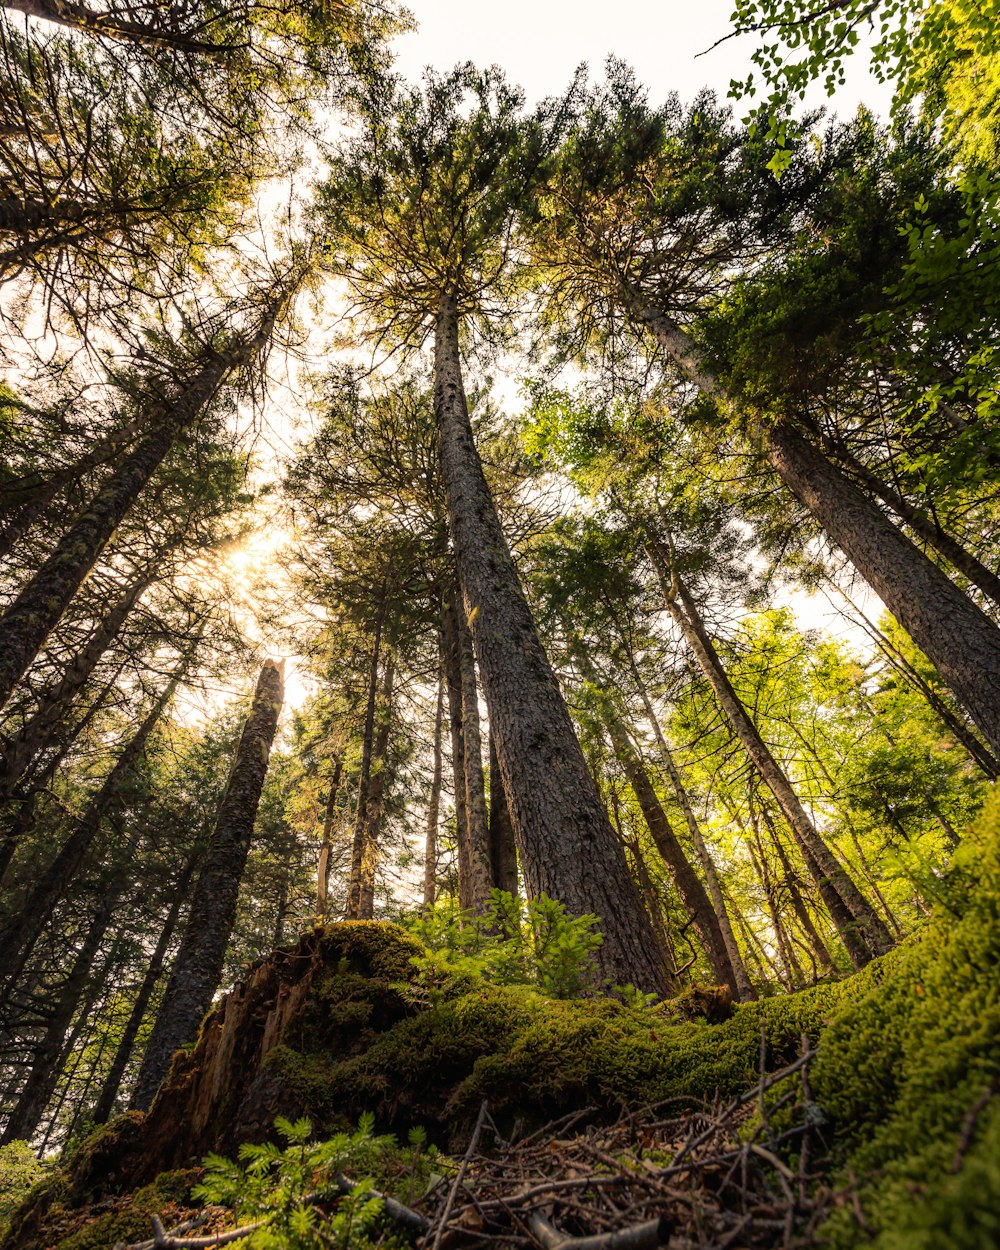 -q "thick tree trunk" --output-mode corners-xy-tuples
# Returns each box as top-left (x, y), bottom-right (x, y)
(488, 730), (518, 896)
(357, 654), (394, 921)
(317, 751), (344, 918)
(423, 670), (445, 906)
(454, 586), (492, 912)
(0, 664), (185, 994)
(629, 295), (1000, 760)
(91, 853), (198, 1124)
(0, 570), (155, 796)
(600, 700), (738, 993)
(433, 290), (668, 995)
(348, 613), (383, 920)
(130, 660), (283, 1111)
(645, 539), (888, 968)
(0, 292), (288, 714)
(635, 686), (756, 1000)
